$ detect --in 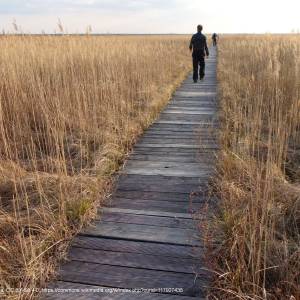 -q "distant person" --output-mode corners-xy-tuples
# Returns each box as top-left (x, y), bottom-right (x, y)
(189, 25), (209, 83)
(212, 33), (218, 46)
